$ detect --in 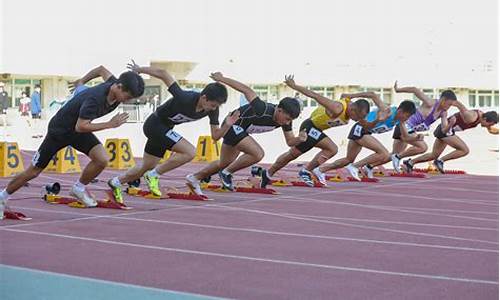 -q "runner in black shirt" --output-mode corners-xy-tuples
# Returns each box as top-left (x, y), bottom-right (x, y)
(0, 65), (144, 213)
(108, 61), (238, 201)
(186, 72), (304, 193)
